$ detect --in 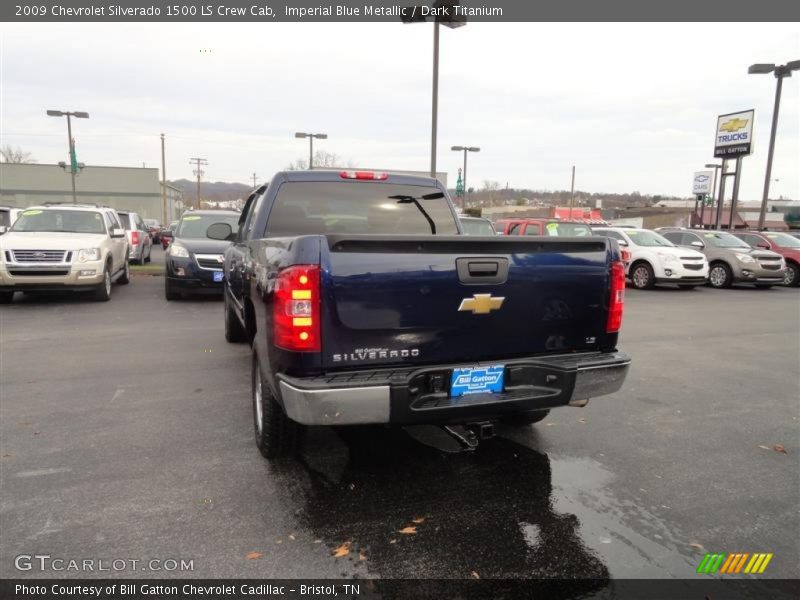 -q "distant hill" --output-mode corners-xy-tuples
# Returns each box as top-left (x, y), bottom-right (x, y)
(169, 179), (252, 204)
